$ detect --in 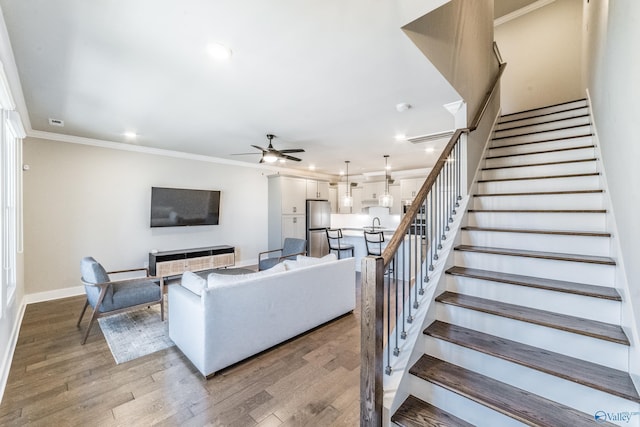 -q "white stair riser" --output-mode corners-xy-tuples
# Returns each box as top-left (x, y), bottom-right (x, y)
(494, 116), (591, 139)
(487, 135), (593, 157)
(492, 125), (591, 147)
(435, 304), (628, 370)
(485, 147), (595, 168)
(477, 175), (600, 193)
(481, 161), (597, 180)
(445, 275), (620, 324)
(423, 337), (639, 418)
(495, 107), (589, 130)
(407, 375), (526, 427)
(454, 251), (614, 285)
(499, 100), (588, 122)
(472, 192), (605, 210)
(461, 230), (610, 257)
(467, 211), (607, 233)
